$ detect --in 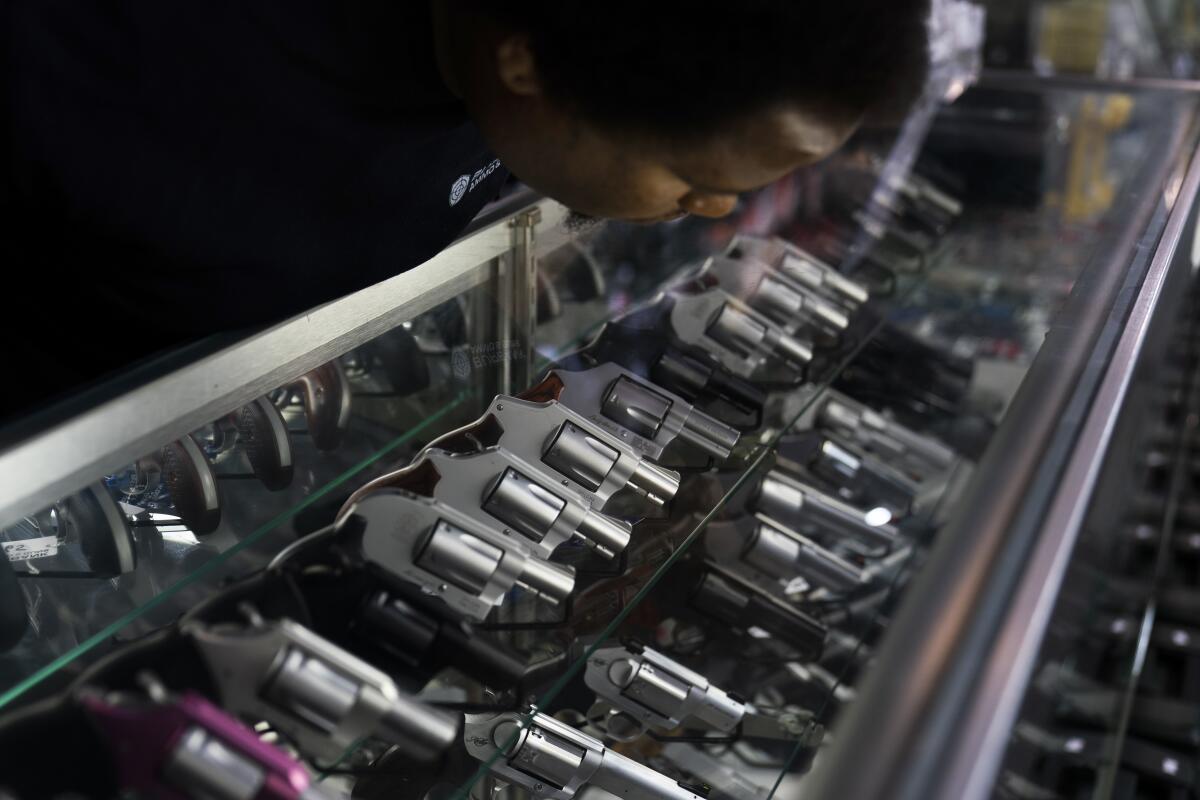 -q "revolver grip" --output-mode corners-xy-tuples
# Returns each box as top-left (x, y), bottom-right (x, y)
(295, 361), (352, 452)
(520, 371), (567, 403)
(67, 483), (137, 577)
(161, 435), (221, 536)
(236, 397), (294, 491)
